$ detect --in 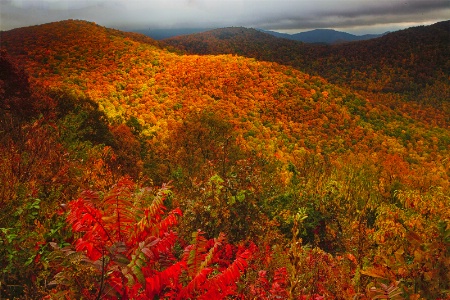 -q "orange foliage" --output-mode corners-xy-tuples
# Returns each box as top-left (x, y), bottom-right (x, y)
(1, 20), (449, 299)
